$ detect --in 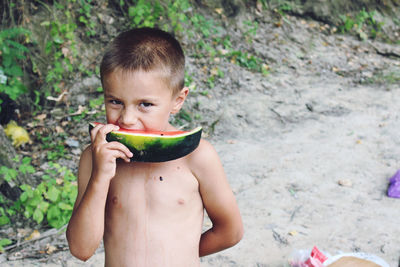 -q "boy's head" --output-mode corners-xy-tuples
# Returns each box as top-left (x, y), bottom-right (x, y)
(100, 27), (185, 95)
